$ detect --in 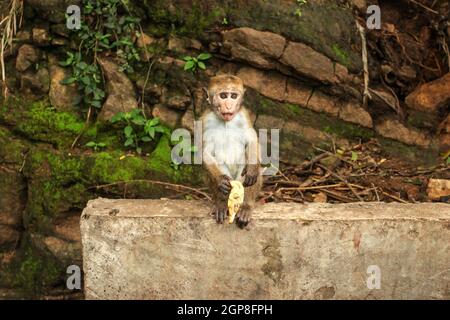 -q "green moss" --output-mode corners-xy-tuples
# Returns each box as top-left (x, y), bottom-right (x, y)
(2, 241), (61, 298)
(331, 44), (351, 68)
(1, 97), (96, 148)
(142, 0), (223, 38)
(0, 126), (30, 165)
